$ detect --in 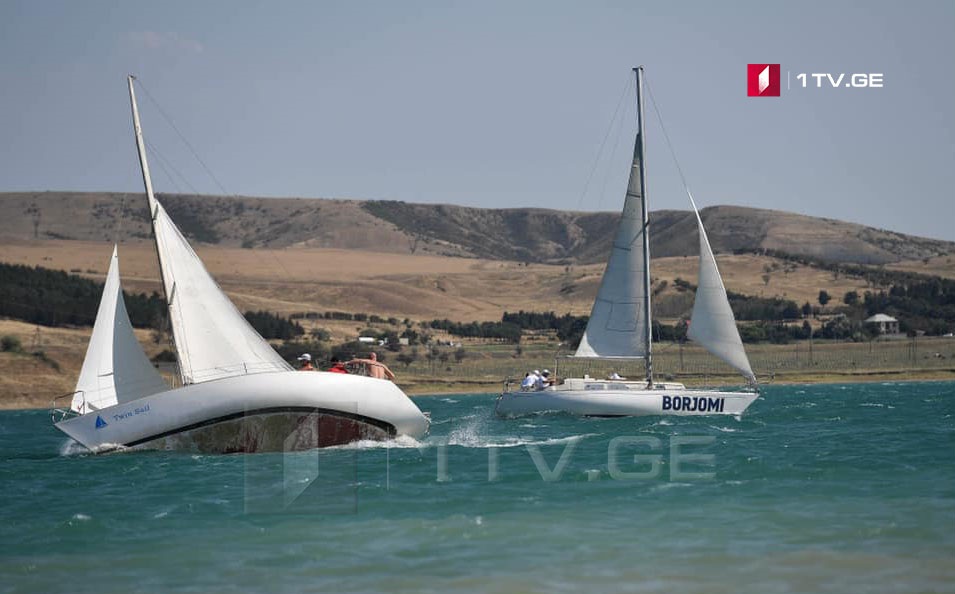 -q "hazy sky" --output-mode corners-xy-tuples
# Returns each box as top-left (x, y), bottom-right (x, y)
(1, 1), (953, 240)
